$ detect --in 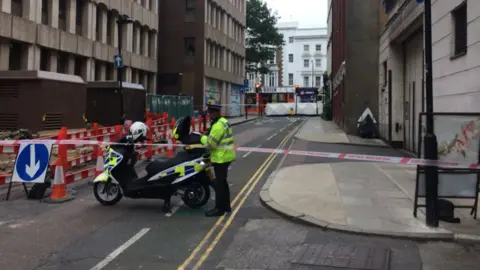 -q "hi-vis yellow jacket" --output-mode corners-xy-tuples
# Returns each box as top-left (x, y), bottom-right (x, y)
(200, 117), (236, 163)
